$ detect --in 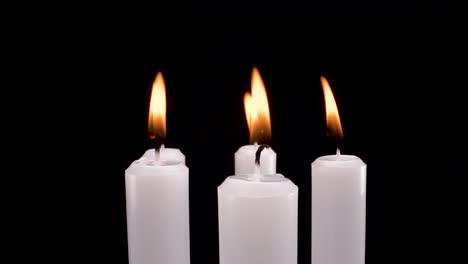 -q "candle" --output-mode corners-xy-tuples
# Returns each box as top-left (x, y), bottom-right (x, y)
(311, 77), (367, 264)
(125, 72), (190, 264)
(235, 67), (276, 175)
(218, 67), (298, 264)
